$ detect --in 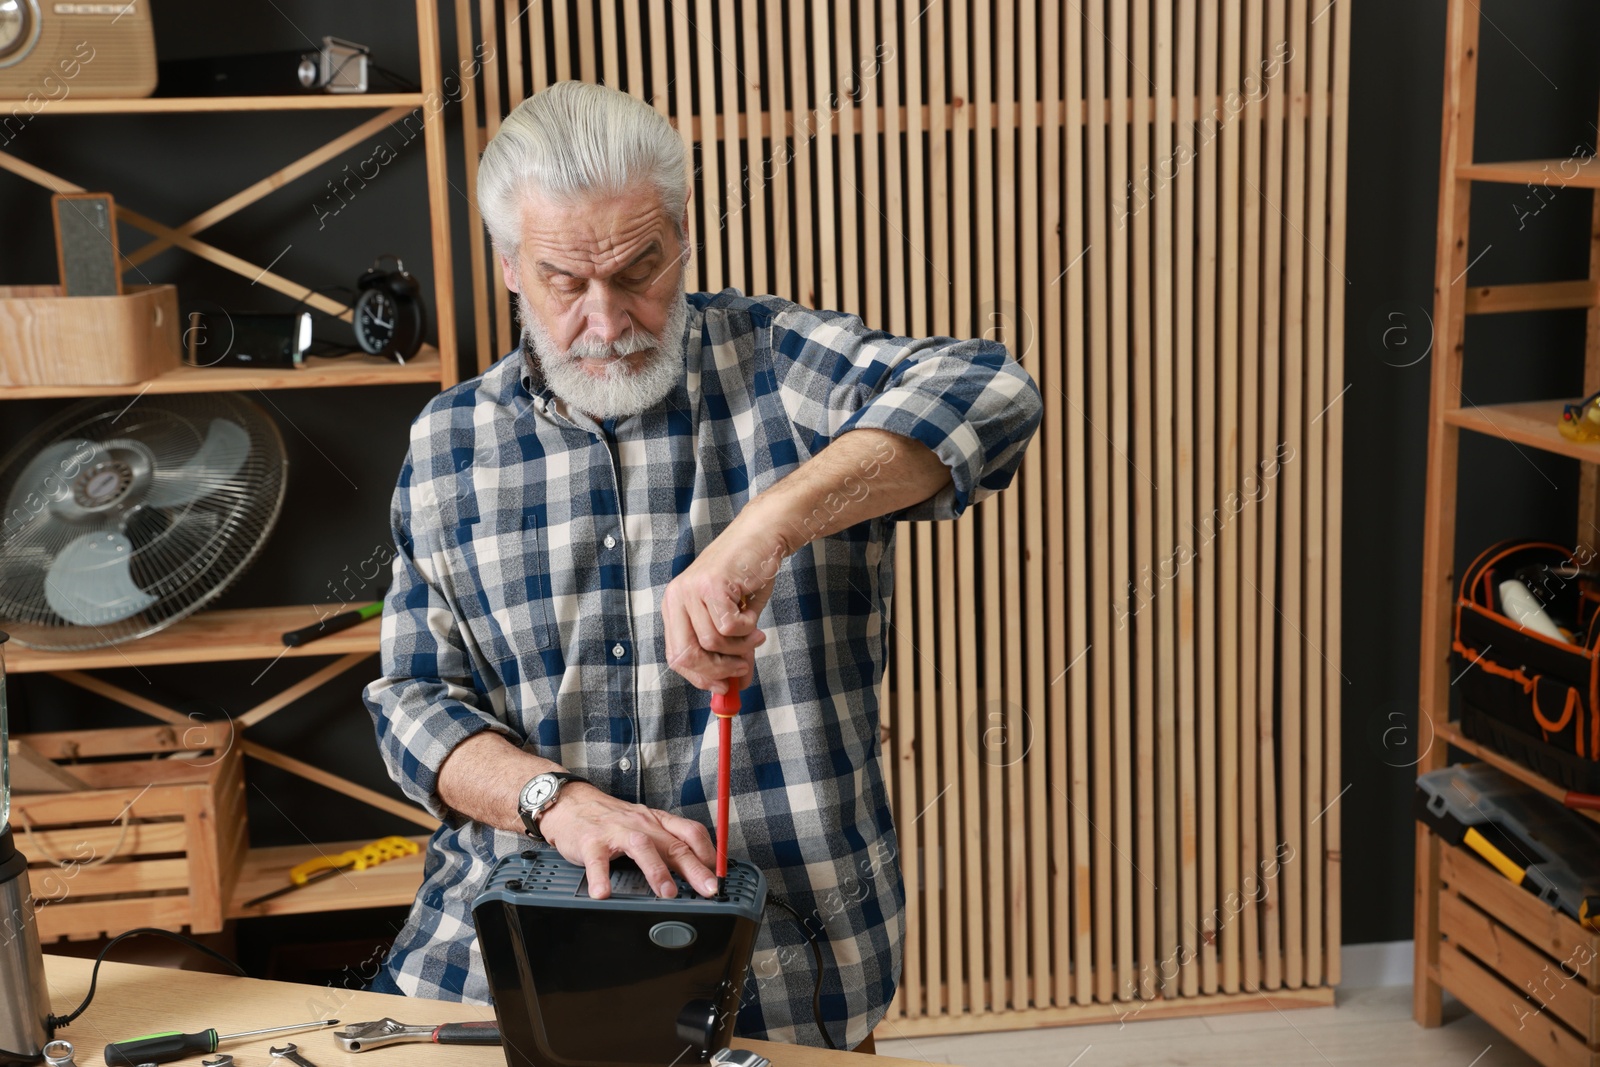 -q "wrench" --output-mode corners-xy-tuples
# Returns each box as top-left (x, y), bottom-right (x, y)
(269, 1045), (318, 1067)
(710, 1050), (770, 1067)
(202, 1058), (235, 1067)
(334, 1019), (500, 1053)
